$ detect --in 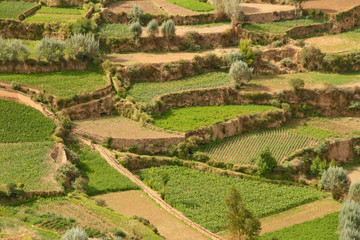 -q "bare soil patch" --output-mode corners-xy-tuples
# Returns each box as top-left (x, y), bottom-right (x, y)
(302, 0), (360, 13)
(242, 3), (295, 14)
(151, 0), (198, 16)
(108, 0), (166, 14)
(305, 35), (358, 53)
(73, 116), (183, 139)
(347, 166), (360, 183)
(96, 190), (208, 240)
